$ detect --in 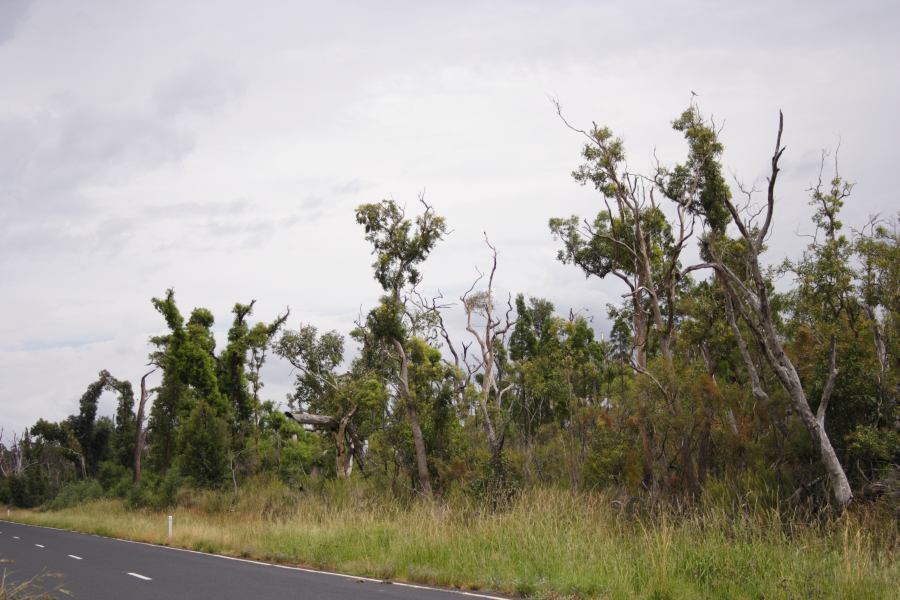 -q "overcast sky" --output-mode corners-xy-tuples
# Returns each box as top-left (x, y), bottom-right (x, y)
(1, 0), (897, 434)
